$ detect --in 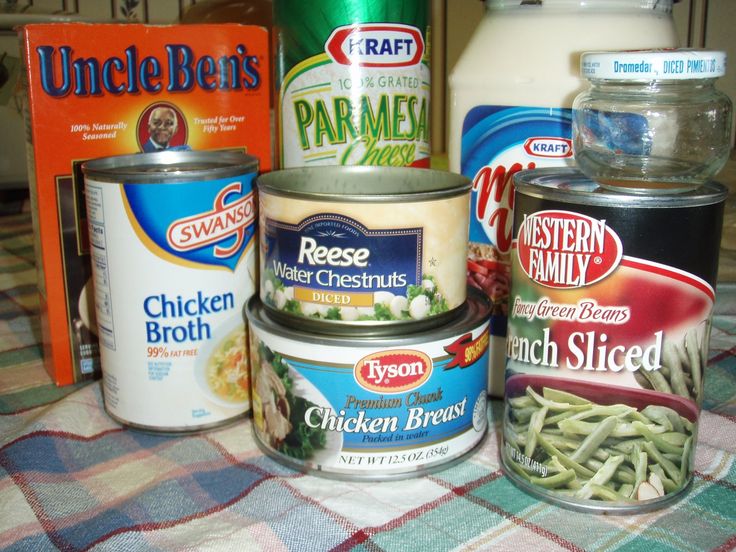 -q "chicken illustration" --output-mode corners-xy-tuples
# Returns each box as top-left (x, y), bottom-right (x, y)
(255, 359), (292, 446)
